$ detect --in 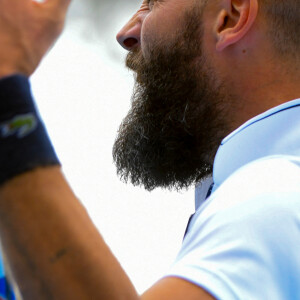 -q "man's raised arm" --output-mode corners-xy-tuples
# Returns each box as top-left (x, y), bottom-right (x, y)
(0, 1), (215, 299)
(0, 0), (139, 298)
